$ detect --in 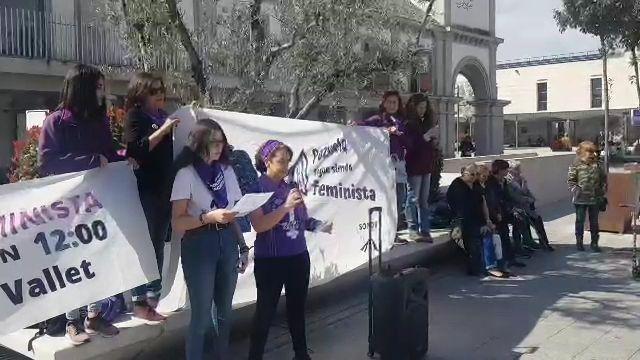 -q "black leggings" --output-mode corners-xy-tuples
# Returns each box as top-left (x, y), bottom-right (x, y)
(248, 251), (311, 360)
